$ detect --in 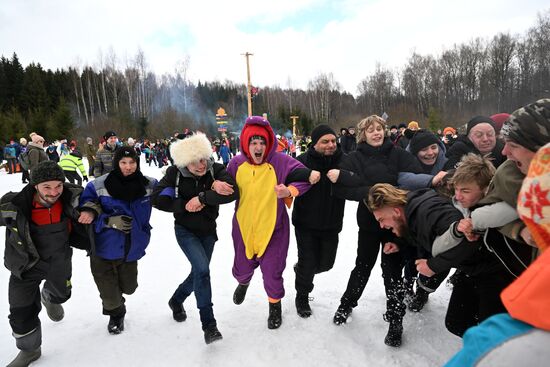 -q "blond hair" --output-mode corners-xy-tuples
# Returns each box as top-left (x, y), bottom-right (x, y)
(366, 183), (409, 212)
(451, 153), (496, 190)
(356, 115), (386, 143)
